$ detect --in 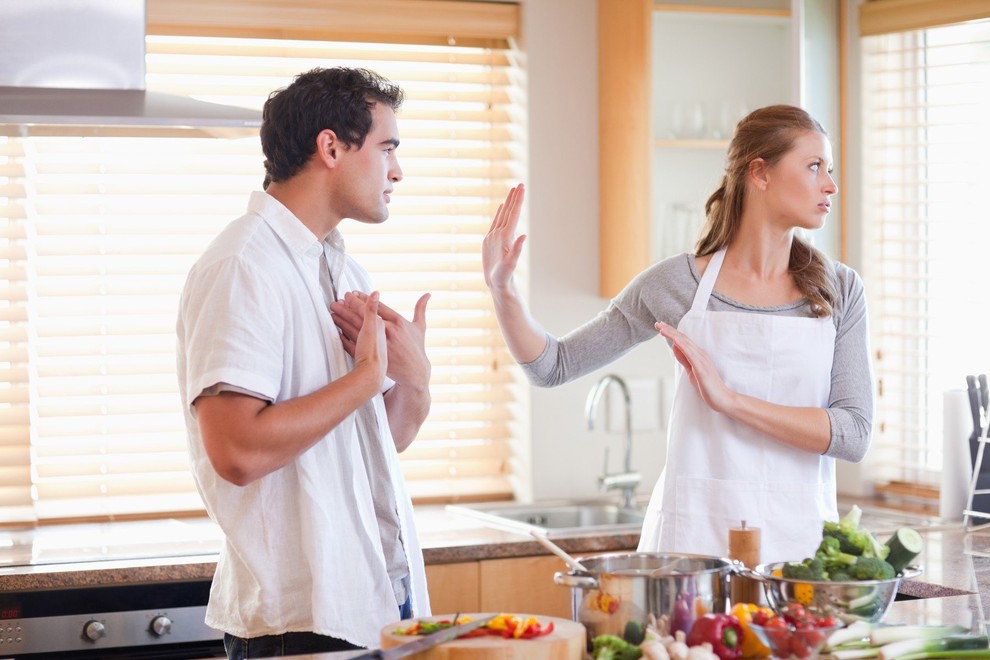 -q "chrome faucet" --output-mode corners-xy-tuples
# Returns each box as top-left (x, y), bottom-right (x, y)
(585, 374), (641, 510)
